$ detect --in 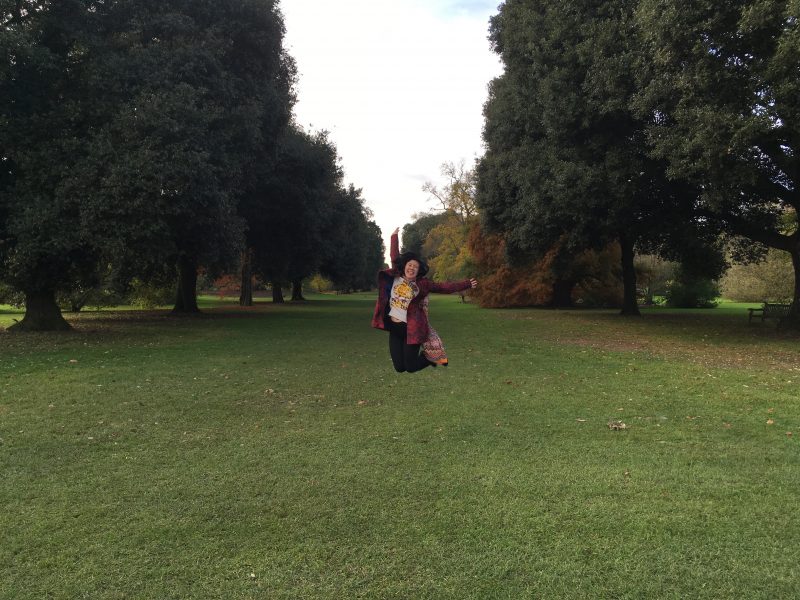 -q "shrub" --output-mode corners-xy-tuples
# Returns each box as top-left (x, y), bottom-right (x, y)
(127, 279), (175, 309)
(309, 274), (334, 293)
(57, 287), (126, 312)
(665, 277), (720, 308)
(212, 274), (240, 298)
(720, 248), (793, 303)
(0, 282), (24, 307)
